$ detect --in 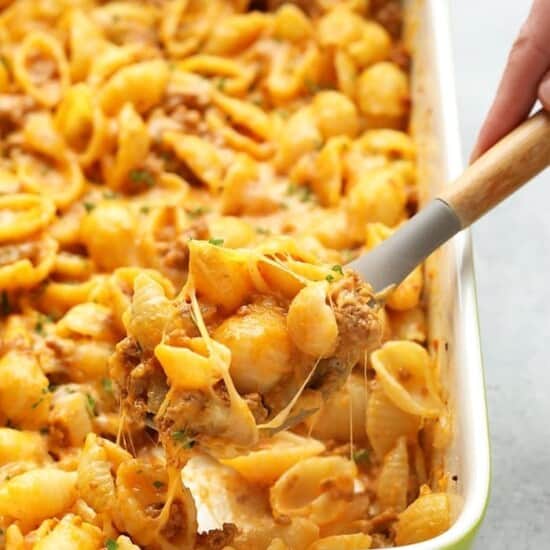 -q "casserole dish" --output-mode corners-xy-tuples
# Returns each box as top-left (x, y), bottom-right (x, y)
(0, 0), (489, 547)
